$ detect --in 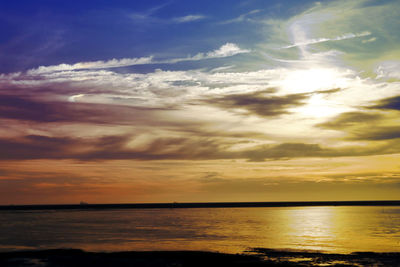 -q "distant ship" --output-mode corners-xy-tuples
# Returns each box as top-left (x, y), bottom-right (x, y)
(80, 201), (88, 205)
